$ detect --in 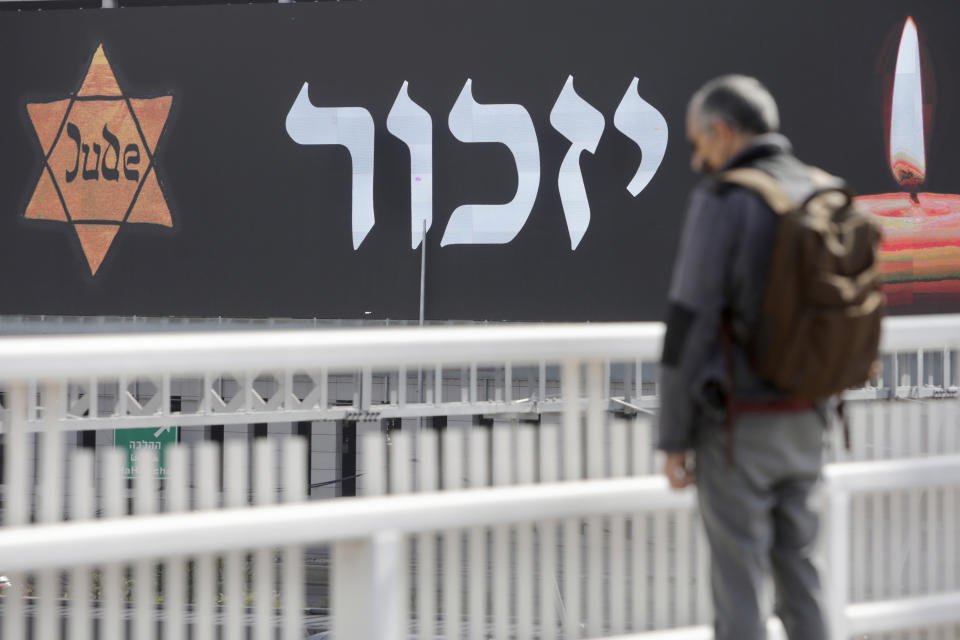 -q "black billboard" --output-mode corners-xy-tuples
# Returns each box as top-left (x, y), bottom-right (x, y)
(2, 0), (959, 320)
